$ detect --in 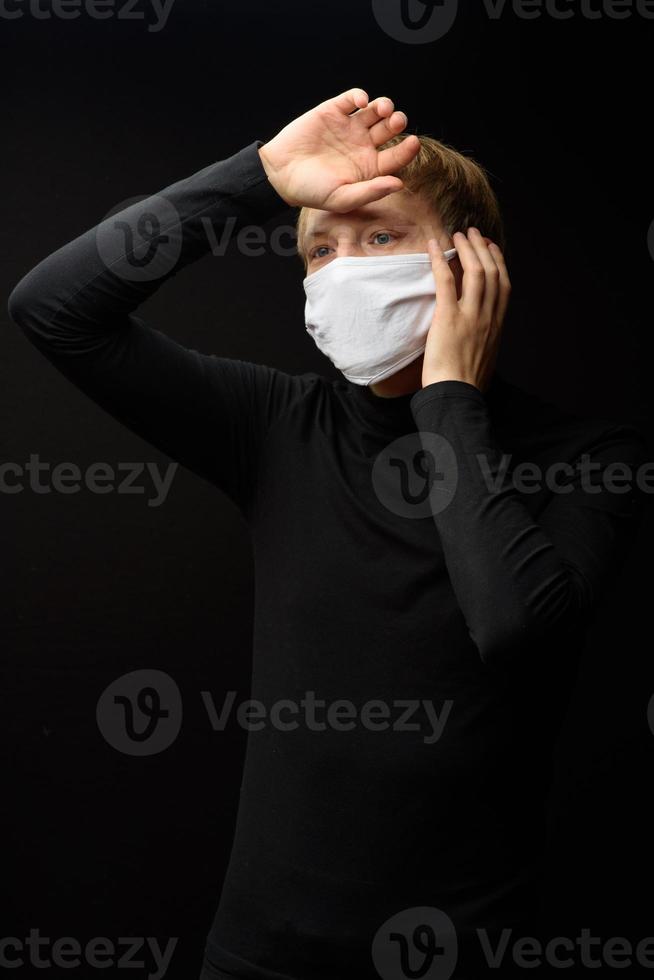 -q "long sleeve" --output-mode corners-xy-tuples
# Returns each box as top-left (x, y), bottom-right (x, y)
(7, 140), (304, 515)
(410, 379), (647, 666)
